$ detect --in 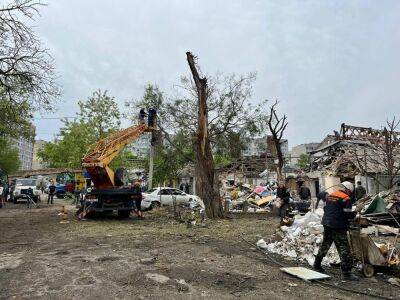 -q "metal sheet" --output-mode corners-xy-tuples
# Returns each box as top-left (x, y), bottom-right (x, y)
(281, 267), (330, 281)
